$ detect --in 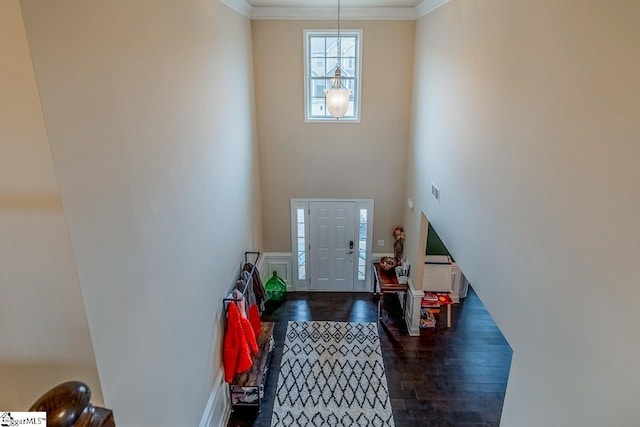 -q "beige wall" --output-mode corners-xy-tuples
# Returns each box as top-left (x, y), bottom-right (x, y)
(406, 0), (640, 425)
(20, 0), (262, 424)
(0, 0), (101, 409)
(253, 19), (414, 253)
